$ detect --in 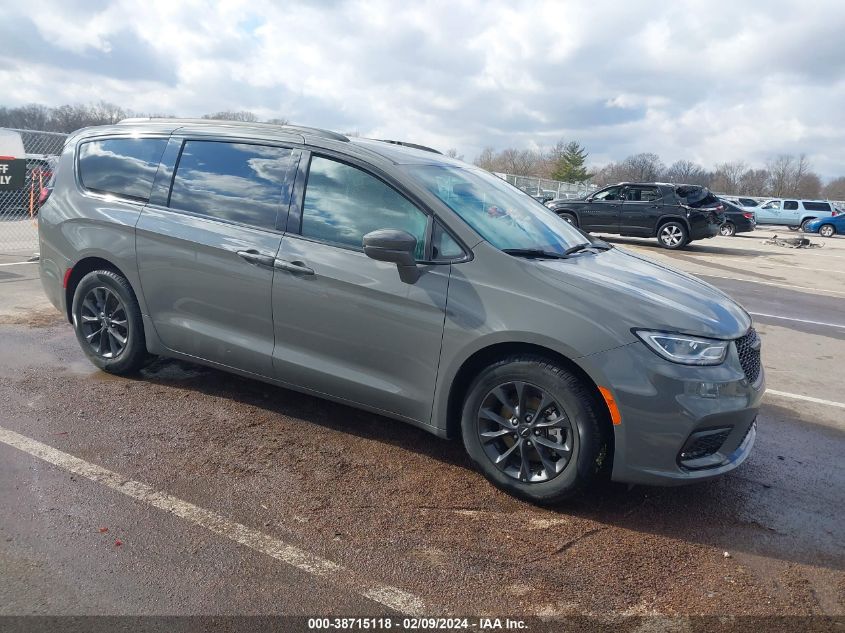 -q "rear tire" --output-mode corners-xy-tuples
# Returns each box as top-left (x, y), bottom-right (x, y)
(820, 224), (836, 238)
(71, 270), (149, 375)
(557, 212), (578, 227)
(461, 356), (608, 505)
(719, 222), (736, 237)
(657, 221), (689, 249)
